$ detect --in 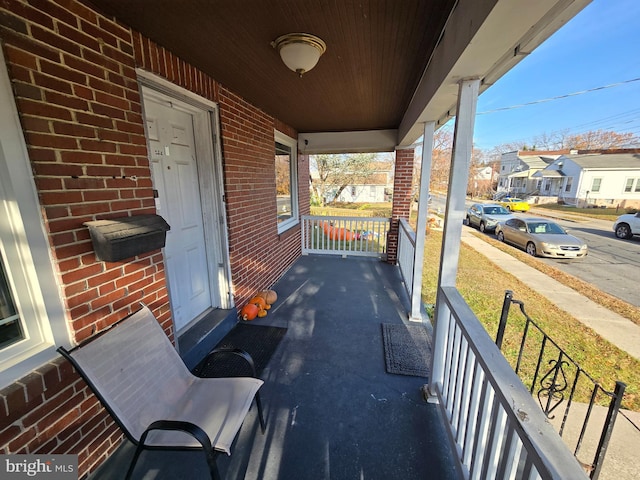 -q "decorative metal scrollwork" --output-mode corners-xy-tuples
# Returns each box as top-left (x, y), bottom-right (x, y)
(537, 359), (569, 418)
